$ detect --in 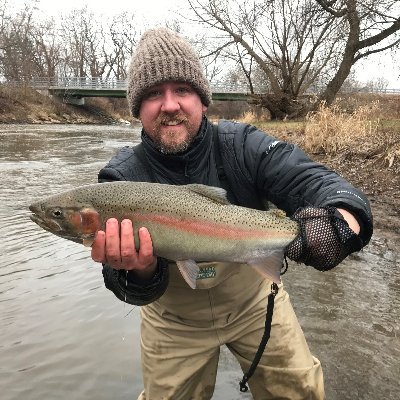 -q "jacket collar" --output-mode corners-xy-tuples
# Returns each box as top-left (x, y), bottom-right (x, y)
(141, 117), (215, 184)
